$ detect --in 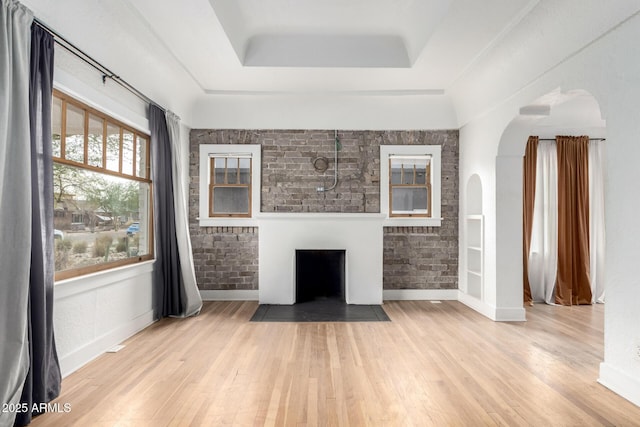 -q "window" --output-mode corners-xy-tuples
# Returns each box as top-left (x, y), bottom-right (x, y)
(380, 145), (441, 226)
(52, 90), (153, 280)
(209, 155), (252, 217)
(199, 144), (261, 226)
(389, 155), (431, 217)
